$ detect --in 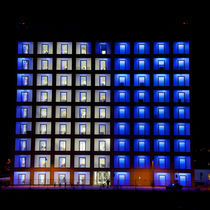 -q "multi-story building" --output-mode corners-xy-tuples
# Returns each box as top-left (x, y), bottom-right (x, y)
(12, 40), (192, 187)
